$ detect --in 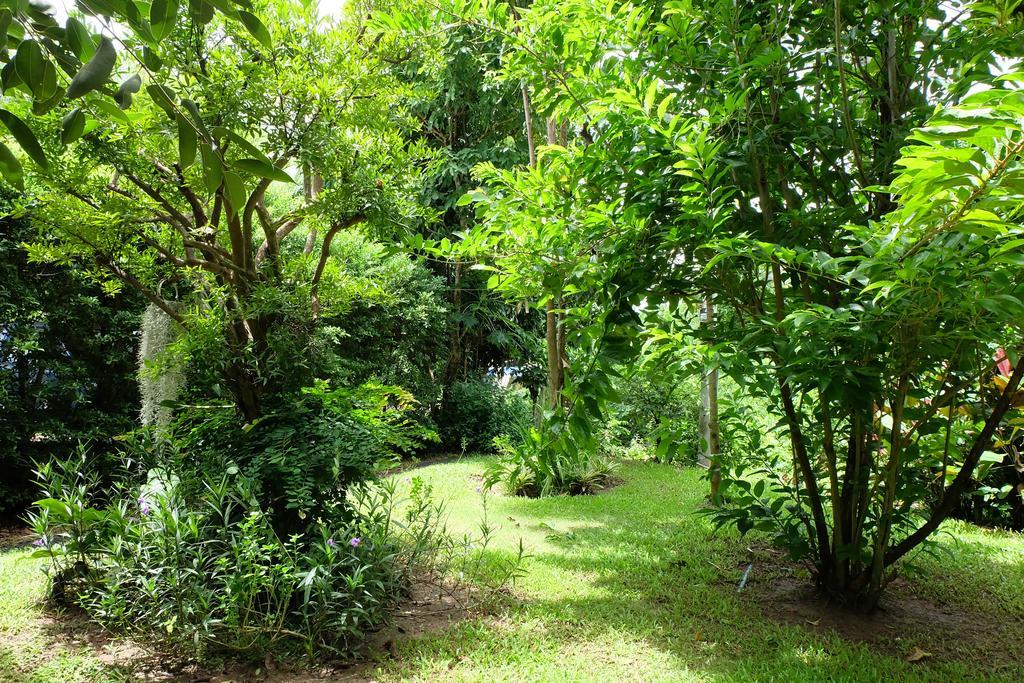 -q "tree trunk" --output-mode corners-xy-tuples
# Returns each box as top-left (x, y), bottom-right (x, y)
(699, 298), (721, 502)
(545, 297), (563, 409)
